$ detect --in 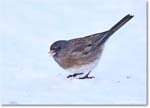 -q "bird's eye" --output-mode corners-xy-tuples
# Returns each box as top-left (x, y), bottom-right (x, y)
(57, 46), (61, 50)
(88, 44), (92, 47)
